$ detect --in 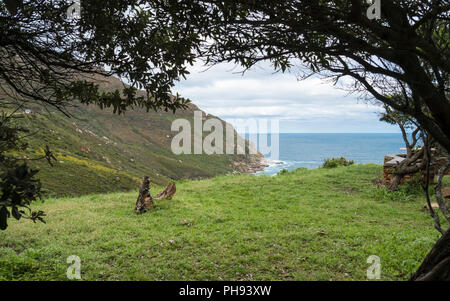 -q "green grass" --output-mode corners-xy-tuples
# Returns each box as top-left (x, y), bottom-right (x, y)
(0, 164), (447, 281)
